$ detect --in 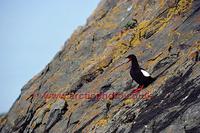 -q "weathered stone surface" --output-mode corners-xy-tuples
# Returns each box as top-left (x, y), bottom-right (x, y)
(1, 0), (200, 133)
